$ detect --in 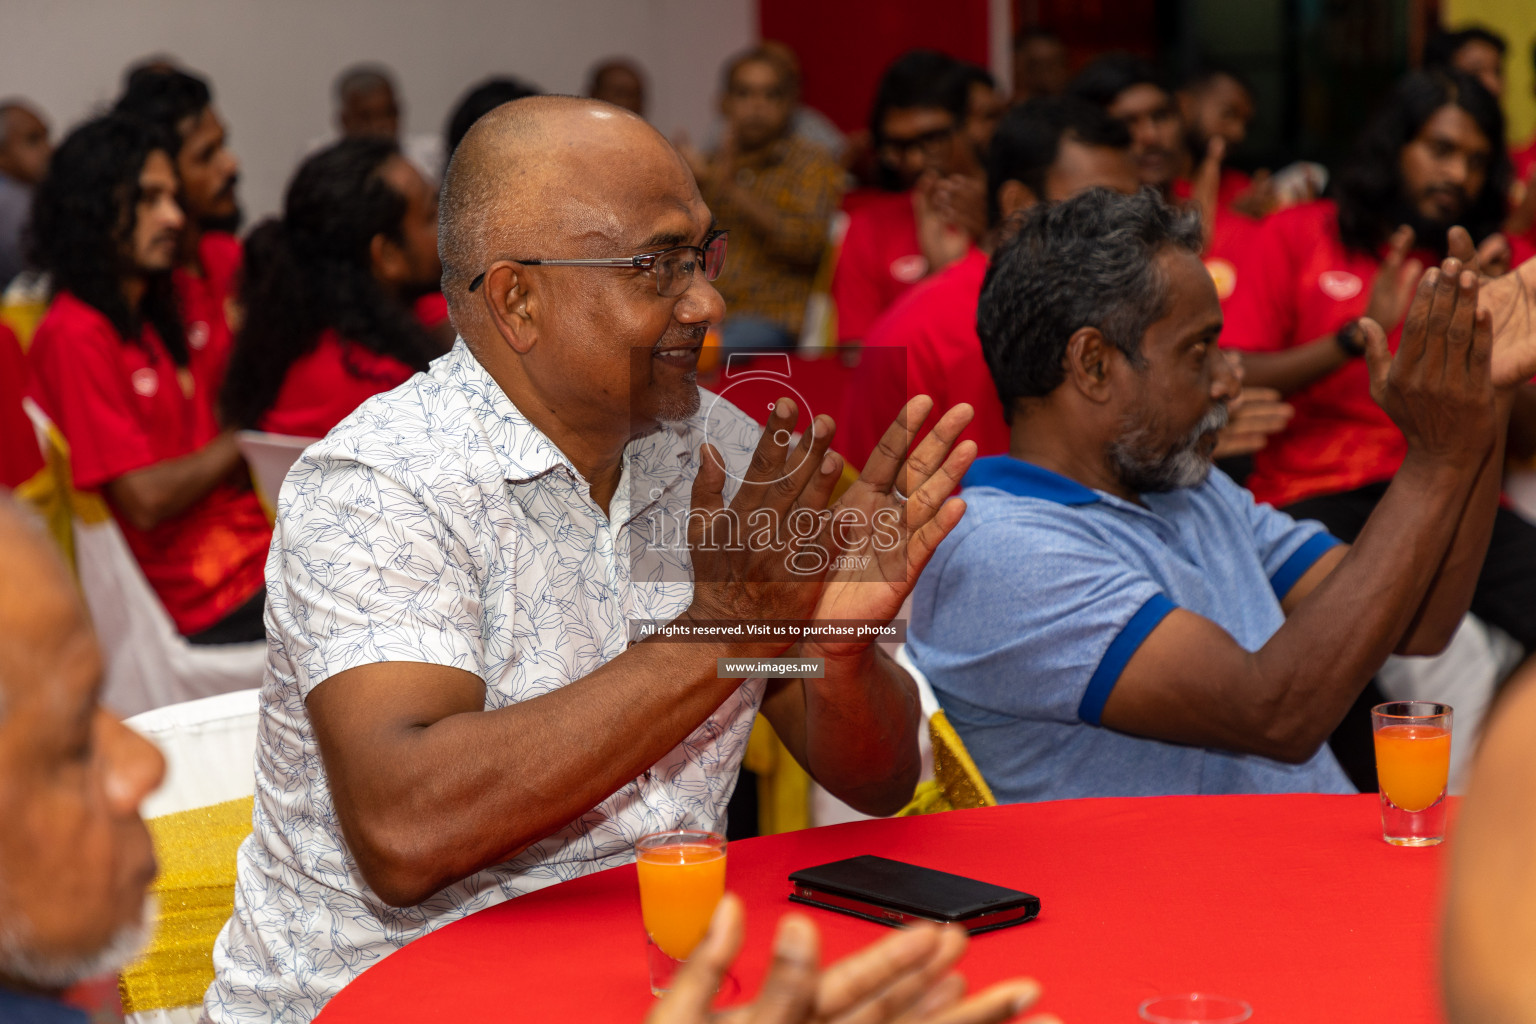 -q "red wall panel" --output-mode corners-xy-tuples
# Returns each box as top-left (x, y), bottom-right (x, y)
(759, 0), (991, 133)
